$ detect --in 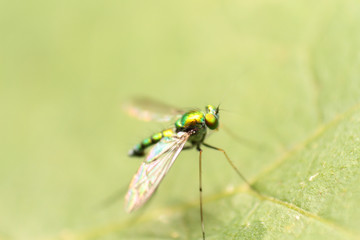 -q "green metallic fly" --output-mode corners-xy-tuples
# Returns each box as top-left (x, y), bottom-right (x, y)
(124, 97), (252, 240)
